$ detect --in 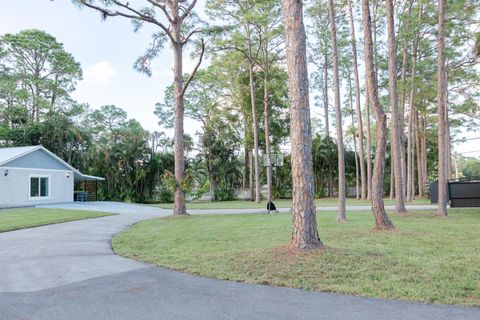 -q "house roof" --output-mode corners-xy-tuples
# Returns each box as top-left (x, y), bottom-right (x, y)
(0, 145), (104, 181)
(0, 146), (41, 166)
